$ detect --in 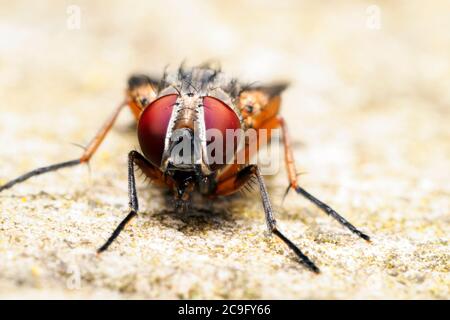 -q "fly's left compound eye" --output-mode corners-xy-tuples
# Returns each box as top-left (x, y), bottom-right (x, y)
(138, 94), (178, 167)
(203, 96), (241, 169)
